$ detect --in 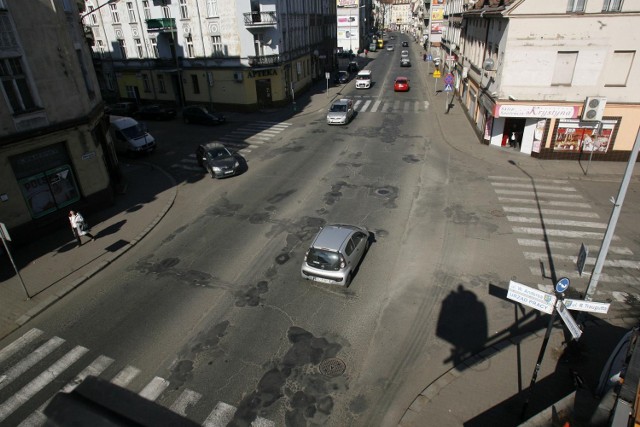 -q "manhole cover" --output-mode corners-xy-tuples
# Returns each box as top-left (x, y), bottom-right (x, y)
(375, 188), (390, 196)
(319, 358), (346, 377)
(490, 209), (506, 217)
